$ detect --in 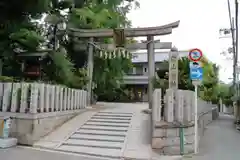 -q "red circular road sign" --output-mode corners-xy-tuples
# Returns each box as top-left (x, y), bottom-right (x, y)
(188, 48), (203, 62)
